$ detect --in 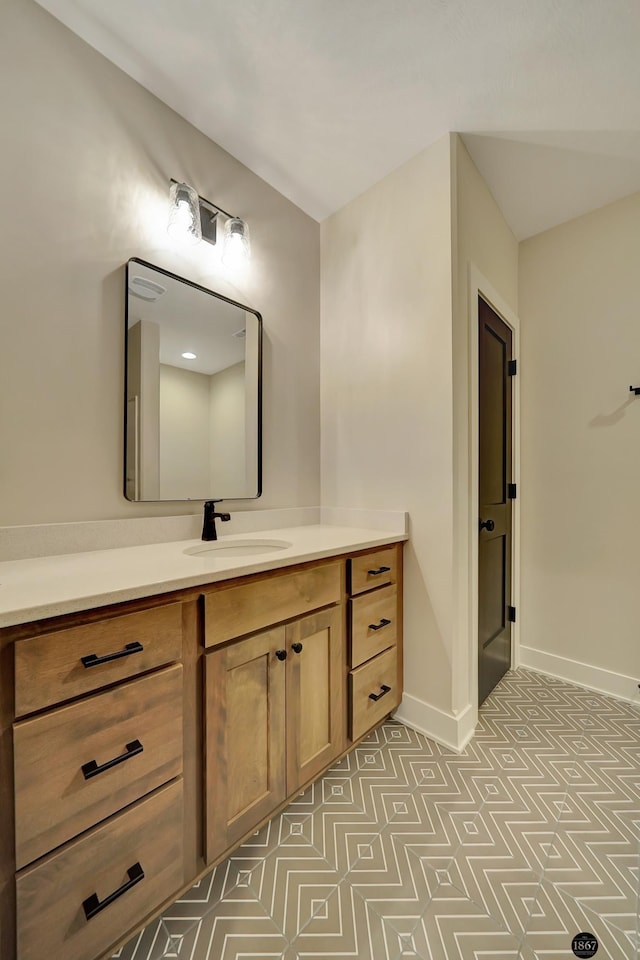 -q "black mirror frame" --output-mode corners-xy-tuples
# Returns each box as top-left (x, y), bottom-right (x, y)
(123, 257), (262, 503)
